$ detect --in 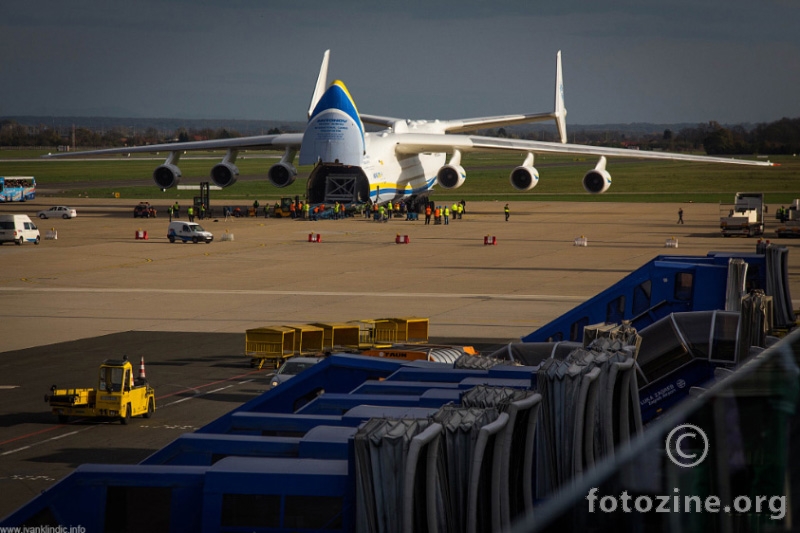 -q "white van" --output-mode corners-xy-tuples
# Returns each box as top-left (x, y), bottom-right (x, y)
(167, 221), (213, 243)
(0, 214), (40, 245)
